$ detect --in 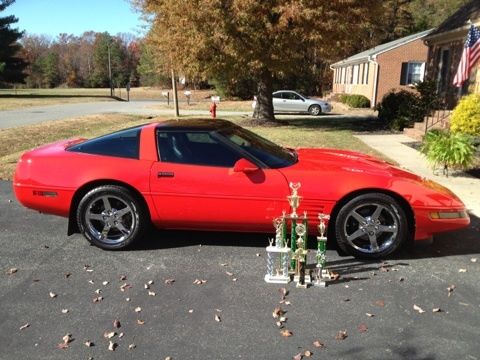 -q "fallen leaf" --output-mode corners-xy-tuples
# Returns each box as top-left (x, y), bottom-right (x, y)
(86, 269), (93, 273)
(49, 292), (57, 298)
(335, 330), (348, 340)
(134, 307), (142, 313)
(147, 280), (154, 285)
(64, 273), (71, 278)
(293, 354), (302, 360)
(188, 309), (194, 313)
(272, 307), (284, 319)
(276, 321), (283, 328)
(58, 334), (72, 349)
(104, 331), (116, 339)
(113, 319), (121, 328)
(312, 340), (324, 348)
(144, 284), (150, 289)
(126, 297), (130, 302)
(375, 299), (385, 307)
(119, 332), (124, 338)
(93, 296), (103, 303)
(61, 309), (69, 314)
(358, 324), (368, 333)
(279, 287), (288, 300)
(226, 271), (234, 276)
(256, 253), (261, 257)
(137, 319), (145, 325)
(232, 278), (238, 282)
(279, 316), (287, 323)
(120, 283), (132, 292)
(220, 263), (228, 266)
(165, 357), (172, 360)
(215, 314), (221, 322)
(216, 308), (222, 312)
(95, 289), (101, 294)
(84, 341), (93, 347)
(108, 341), (116, 351)
(57, 343), (69, 350)
(470, 258), (477, 263)
(88, 280), (94, 285)
(193, 279), (207, 285)
(413, 304), (425, 313)
(447, 285), (455, 297)
(19, 323), (30, 330)
(128, 344), (136, 350)
(432, 308), (442, 313)
(102, 281), (109, 286)
(148, 291), (156, 296)
(120, 275), (127, 280)
(280, 300), (291, 305)
(7, 268), (18, 275)
(329, 271), (340, 281)
(458, 269), (467, 273)
(366, 313), (375, 317)
(165, 279), (175, 285)
(304, 350), (312, 357)
(280, 329), (293, 337)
